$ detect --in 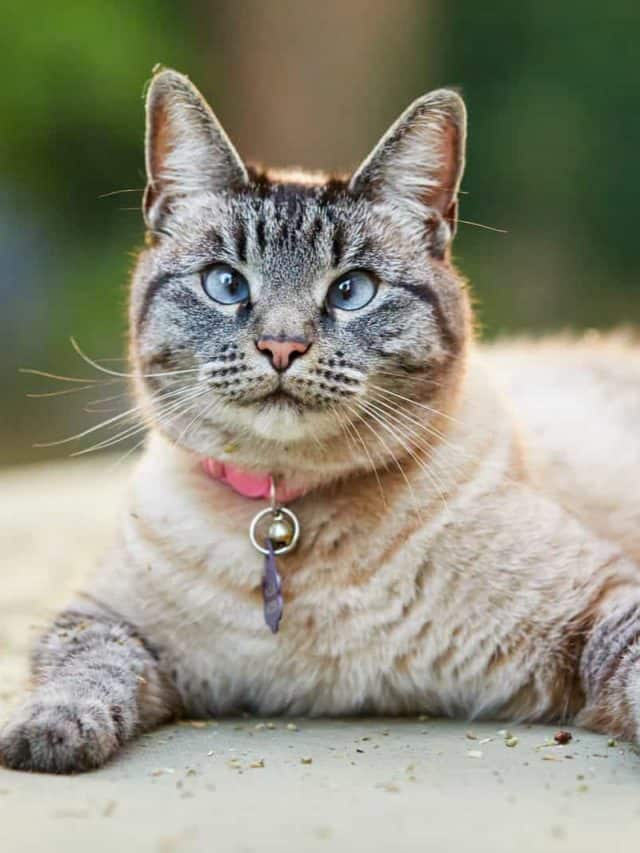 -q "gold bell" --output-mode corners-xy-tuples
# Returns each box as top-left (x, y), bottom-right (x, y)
(268, 514), (294, 547)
